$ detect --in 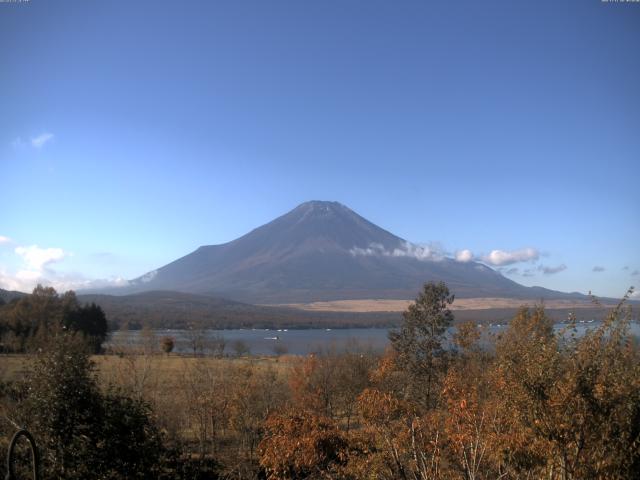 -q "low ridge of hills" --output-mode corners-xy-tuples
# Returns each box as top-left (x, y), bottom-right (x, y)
(76, 290), (618, 330)
(77, 290), (398, 330)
